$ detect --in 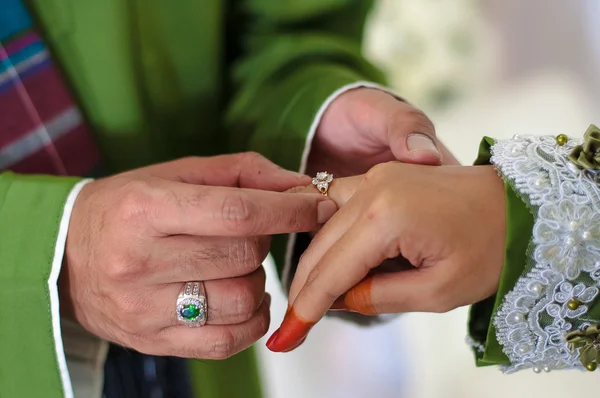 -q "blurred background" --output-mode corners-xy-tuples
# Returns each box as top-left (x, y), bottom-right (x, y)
(256, 1), (600, 397)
